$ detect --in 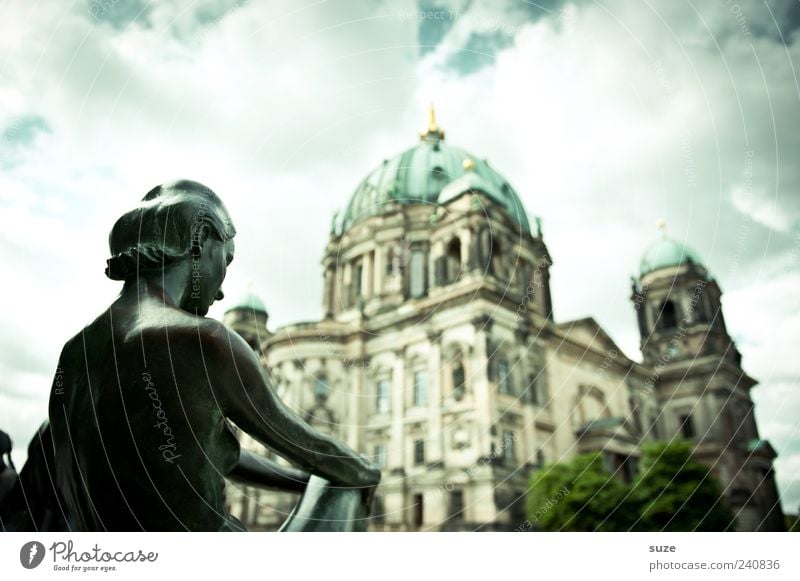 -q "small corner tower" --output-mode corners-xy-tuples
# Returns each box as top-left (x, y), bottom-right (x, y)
(223, 287), (270, 352)
(631, 221), (783, 531)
